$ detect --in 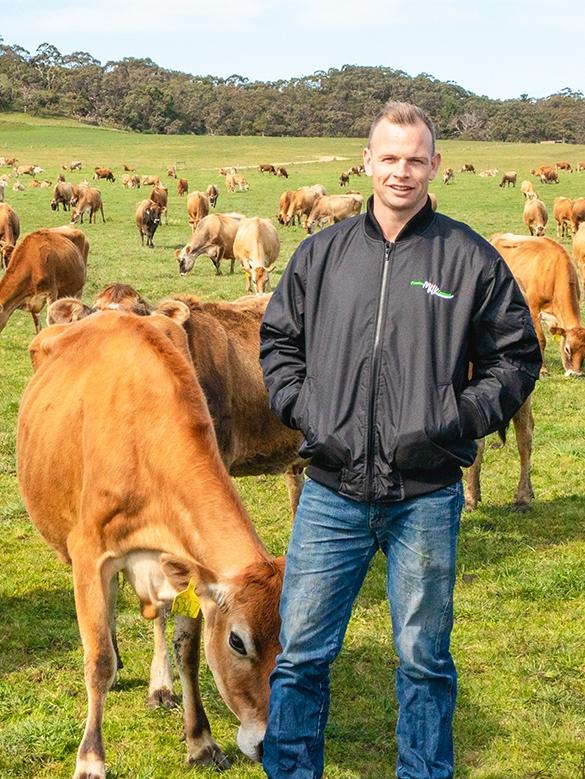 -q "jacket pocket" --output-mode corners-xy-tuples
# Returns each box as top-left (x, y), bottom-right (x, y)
(291, 376), (312, 432)
(394, 383), (475, 471)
